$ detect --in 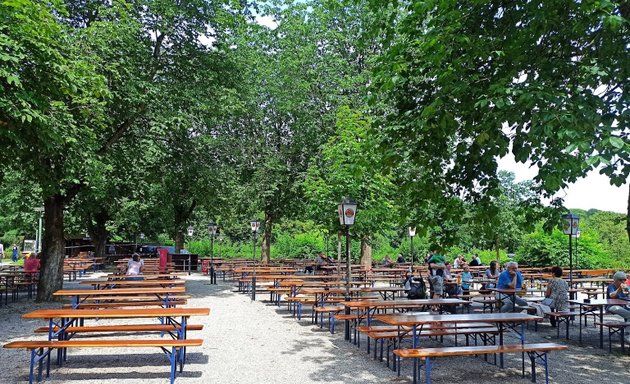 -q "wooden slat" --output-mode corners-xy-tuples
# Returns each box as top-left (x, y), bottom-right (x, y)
(4, 339), (203, 349)
(23, 307), (209, 319)
(394, 343), (568, 358)
(34, 324), (203, 333)
(62, 300), (188, 309)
